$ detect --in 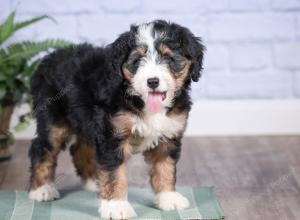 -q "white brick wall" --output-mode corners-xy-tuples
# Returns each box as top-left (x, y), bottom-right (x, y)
(229, 0), (270, 11)
(230, 43), (271, 71)
(274, 42), (300, 70)
(272, 0), (300, 11)
(1, 0), (300, 100)
(201, 70), (293, 99)
(207, 13), (295, 42)
(297, 15), (300, 38)
(295, 73), (300, 96)
(205, 44), (229, 70)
